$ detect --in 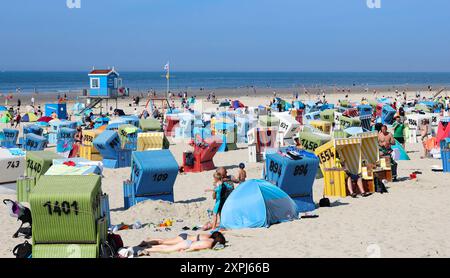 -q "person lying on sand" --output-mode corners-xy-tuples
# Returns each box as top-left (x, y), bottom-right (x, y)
(137, 232), (226, 256)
